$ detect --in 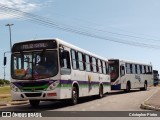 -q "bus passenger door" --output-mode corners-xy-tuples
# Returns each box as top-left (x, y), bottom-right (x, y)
(120, 65), (125, 77)
(120, 65), (126, 89)
(59, 47), (72, 99)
